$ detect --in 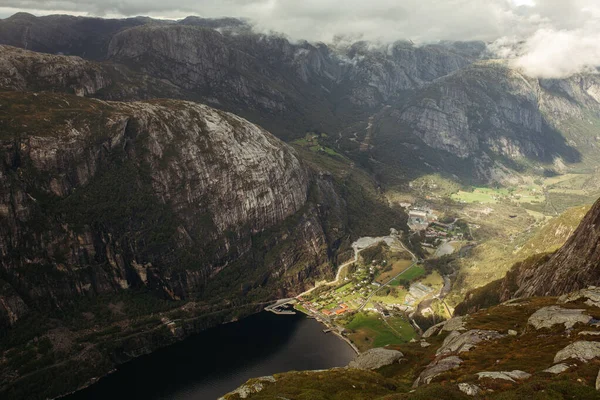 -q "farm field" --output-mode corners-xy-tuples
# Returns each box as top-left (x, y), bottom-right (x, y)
(342, 312), (415, 352)
(375, 260), (413, 284)
(390, 265), (426, 285)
